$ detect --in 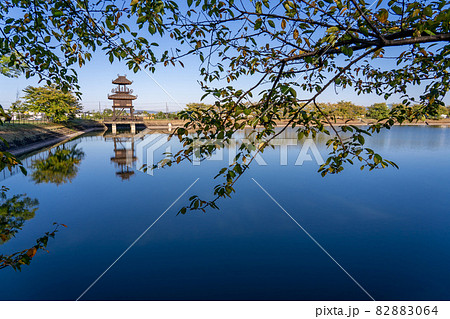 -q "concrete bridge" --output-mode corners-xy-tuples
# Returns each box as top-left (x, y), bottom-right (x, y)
(103, 119), (147, 134)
